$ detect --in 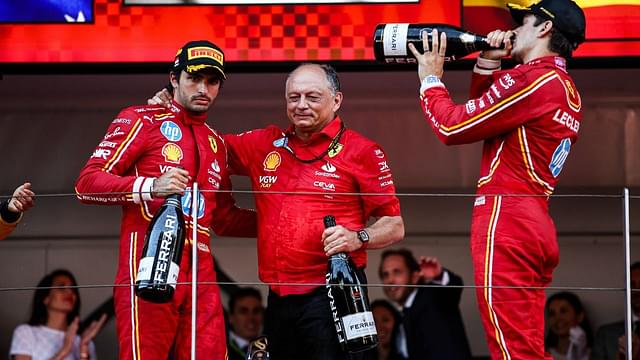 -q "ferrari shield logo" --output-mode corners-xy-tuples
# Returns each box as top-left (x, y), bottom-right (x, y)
(208, 136), (218, 153)
(328, 143), (344, 158)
